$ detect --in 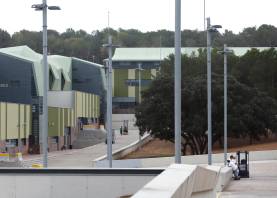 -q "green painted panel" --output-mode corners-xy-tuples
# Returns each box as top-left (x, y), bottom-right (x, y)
(114, 69), (128, 97)
(48, 107), (60, 137)
(135, 69), (152, 102)
(60, 109), (64, 136)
